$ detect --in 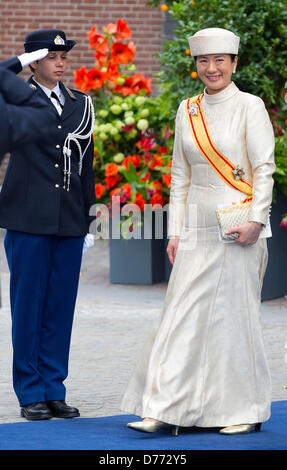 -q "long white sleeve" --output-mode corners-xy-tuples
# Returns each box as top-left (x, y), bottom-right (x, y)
(246, 96), (276, 225)
(168, 101), (192, 237)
